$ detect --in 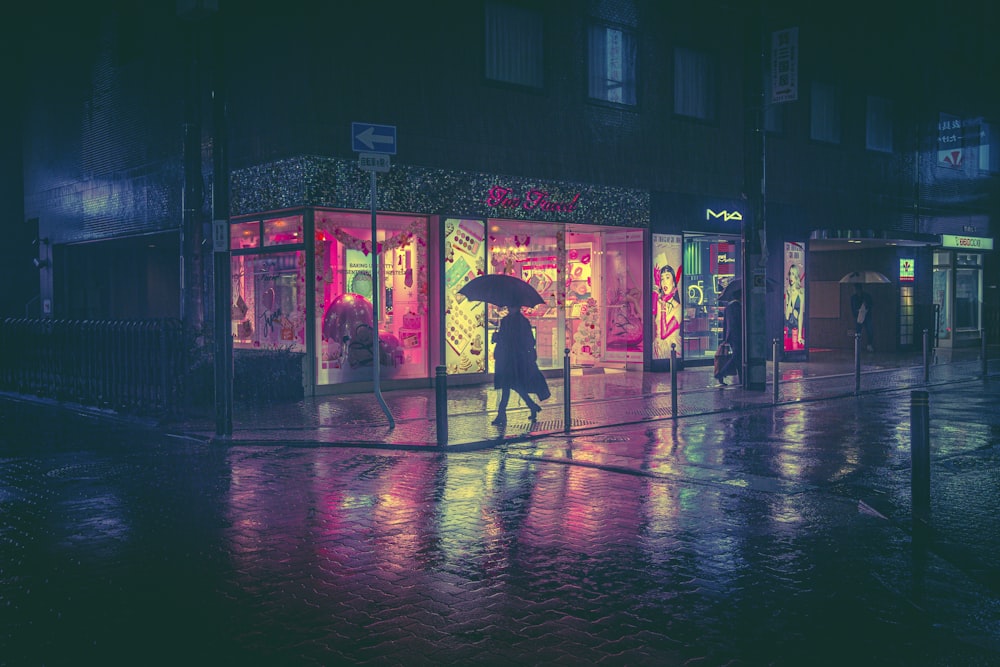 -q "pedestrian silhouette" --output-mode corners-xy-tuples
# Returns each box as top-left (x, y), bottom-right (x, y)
(851, 284), (875, 352)
(714, 298), (743, 386)
(492, 306), (549, 425)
